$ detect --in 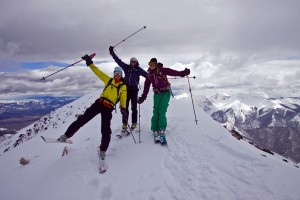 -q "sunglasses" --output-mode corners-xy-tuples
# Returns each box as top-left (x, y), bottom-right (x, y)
(130, 61), (137, 63)
(114, 72), (122, 75)
(148, 62), (156, 66)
